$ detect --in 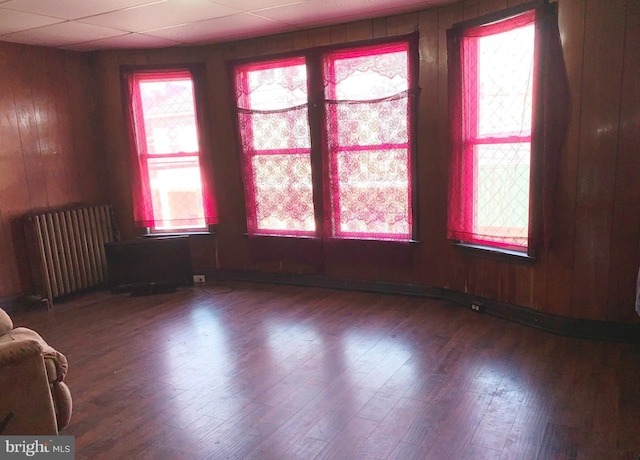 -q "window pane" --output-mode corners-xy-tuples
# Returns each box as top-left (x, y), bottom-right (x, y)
(331, 97), (408, 146)
(148, 156), (205, 230)
(475, 143), (530, 245)
(336, 149), (410, 237)
(235, 59), (315, 236)
(325, 44), (412, 240)
(331, 50), (408, 100)
(139, 79), (198, 154)
(477, 25), (535, 138)
(246, 63), (307, 110)
(251, 154), (315, 233)
(250, 106), (310, 151)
